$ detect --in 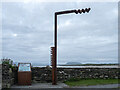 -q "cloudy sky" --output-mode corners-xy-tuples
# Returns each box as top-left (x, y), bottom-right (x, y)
(2, 2), (118, 65)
